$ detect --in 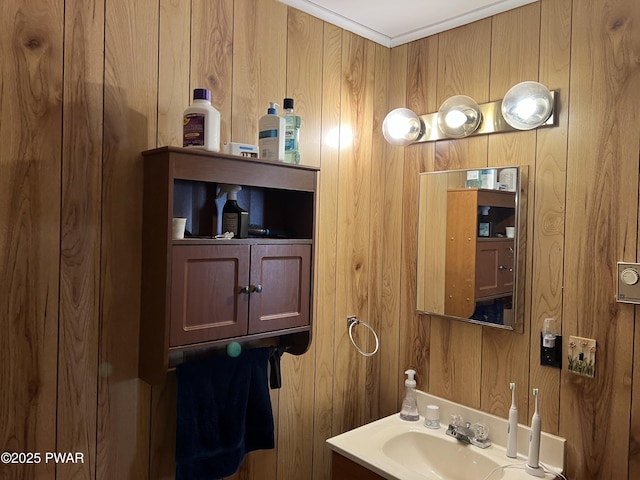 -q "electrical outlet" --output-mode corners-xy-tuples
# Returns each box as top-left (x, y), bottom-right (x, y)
(567, 336), (596, 378)
(540, 333), (562, 368)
